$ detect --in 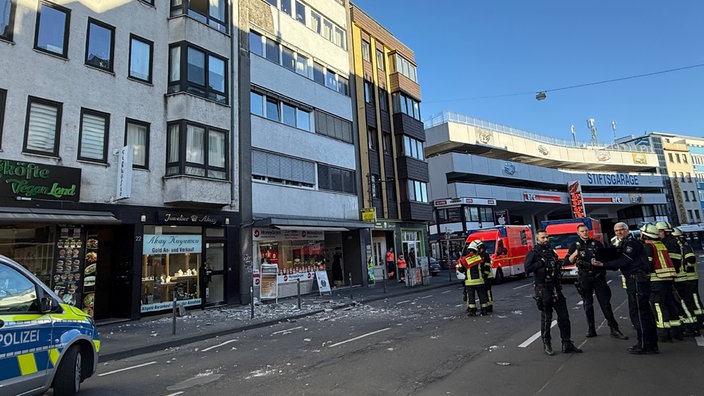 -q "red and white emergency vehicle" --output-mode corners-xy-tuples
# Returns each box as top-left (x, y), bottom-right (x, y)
(462, 226), (533, 283)
(540, 217), (605, 280)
